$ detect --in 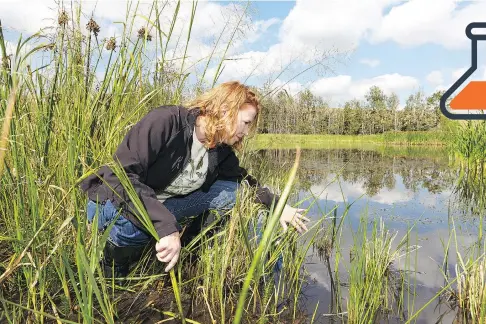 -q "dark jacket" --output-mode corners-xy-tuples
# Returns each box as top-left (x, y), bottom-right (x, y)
(80, 105), (278, 239)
